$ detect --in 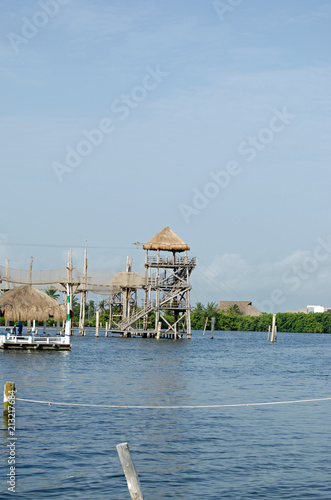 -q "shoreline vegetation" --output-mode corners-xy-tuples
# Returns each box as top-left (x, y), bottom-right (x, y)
(1, 300), (331, 334)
